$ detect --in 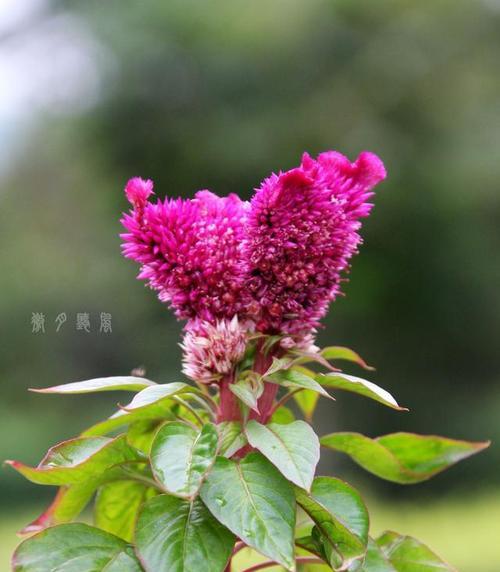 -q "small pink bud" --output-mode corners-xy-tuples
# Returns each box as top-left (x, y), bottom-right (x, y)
(124, 177), (154, 207)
